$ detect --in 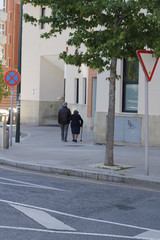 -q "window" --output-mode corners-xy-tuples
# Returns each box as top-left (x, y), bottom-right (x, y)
(83, 78), (87, 104)
(0, 46), (5, 61)
(0, 23), (5, 35)
(75, 78), (79, 104)
(40, 7), (45, 29)
(0, 0), (6, 11)
(122, 58), (139, 112)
